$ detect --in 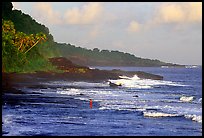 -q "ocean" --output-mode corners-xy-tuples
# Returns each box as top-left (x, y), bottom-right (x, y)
(2, 66), (202, 136)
